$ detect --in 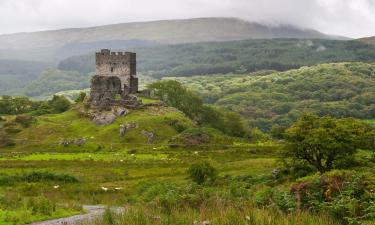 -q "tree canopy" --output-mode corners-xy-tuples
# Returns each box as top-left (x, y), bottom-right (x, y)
(284, 113), (373, 173)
